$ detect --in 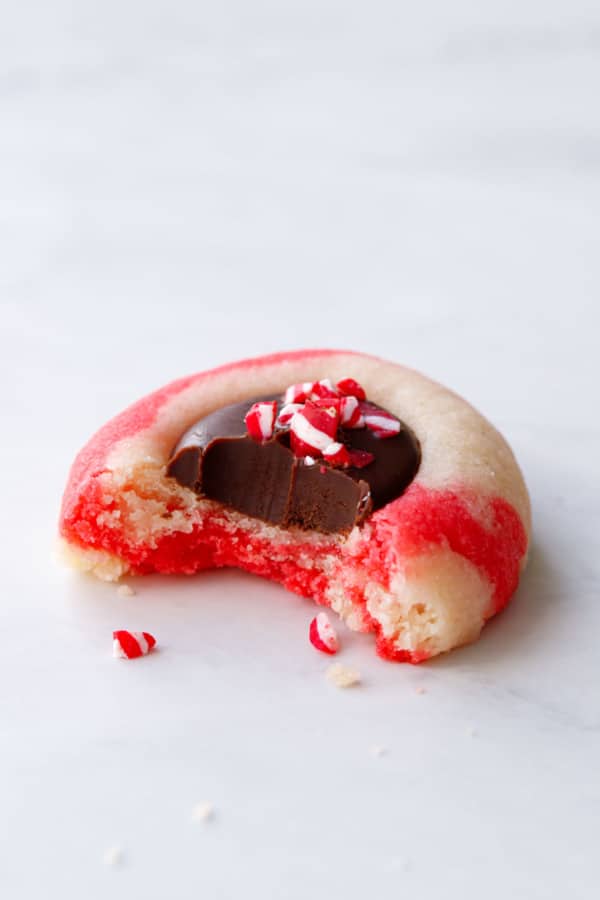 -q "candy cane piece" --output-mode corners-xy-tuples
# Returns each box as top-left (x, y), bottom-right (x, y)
(289, 403), (339, 458)
(360, 402), (401, 438)
(284, 382), (315, 405)
(309, 378), (340, 400)
(244, 401), (277, 442)
(347, 449), (375, 468)
(113, 630), (157, 659)
(309, 612), (339, 654)
(277, 402), (302, 426)
(336, 378), (366, 401)
(323, 442), (351, 467)
(339, 395), (364, 428)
